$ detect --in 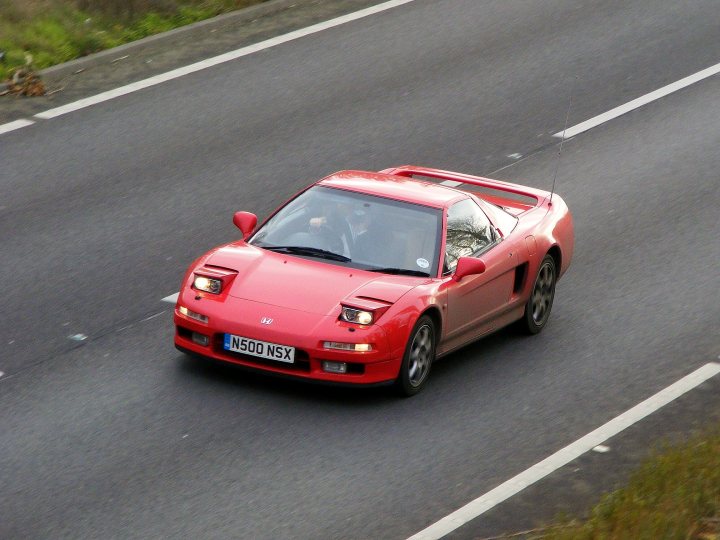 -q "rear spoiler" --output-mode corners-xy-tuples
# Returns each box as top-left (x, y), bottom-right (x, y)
(380, 165), (548, 211)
